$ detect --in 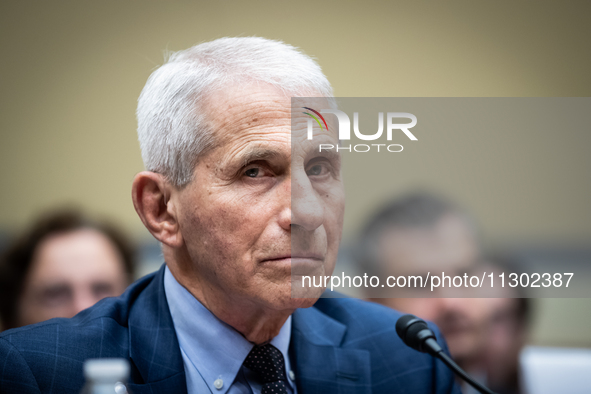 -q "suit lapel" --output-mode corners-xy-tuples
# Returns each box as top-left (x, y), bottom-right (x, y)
(127, 265), (187, 394)
(291, 305), (372, 394)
